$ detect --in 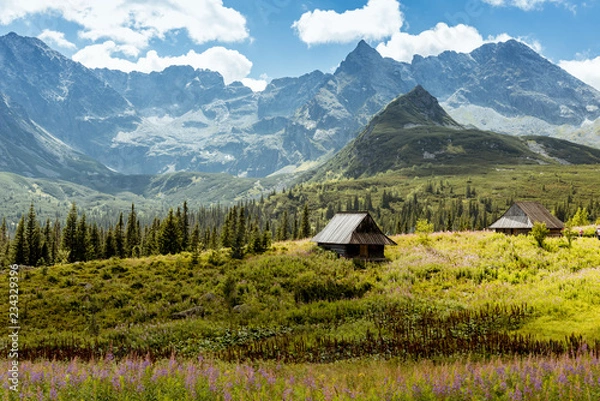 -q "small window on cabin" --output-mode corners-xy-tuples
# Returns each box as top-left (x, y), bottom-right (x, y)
(360, 245), (368, 257)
